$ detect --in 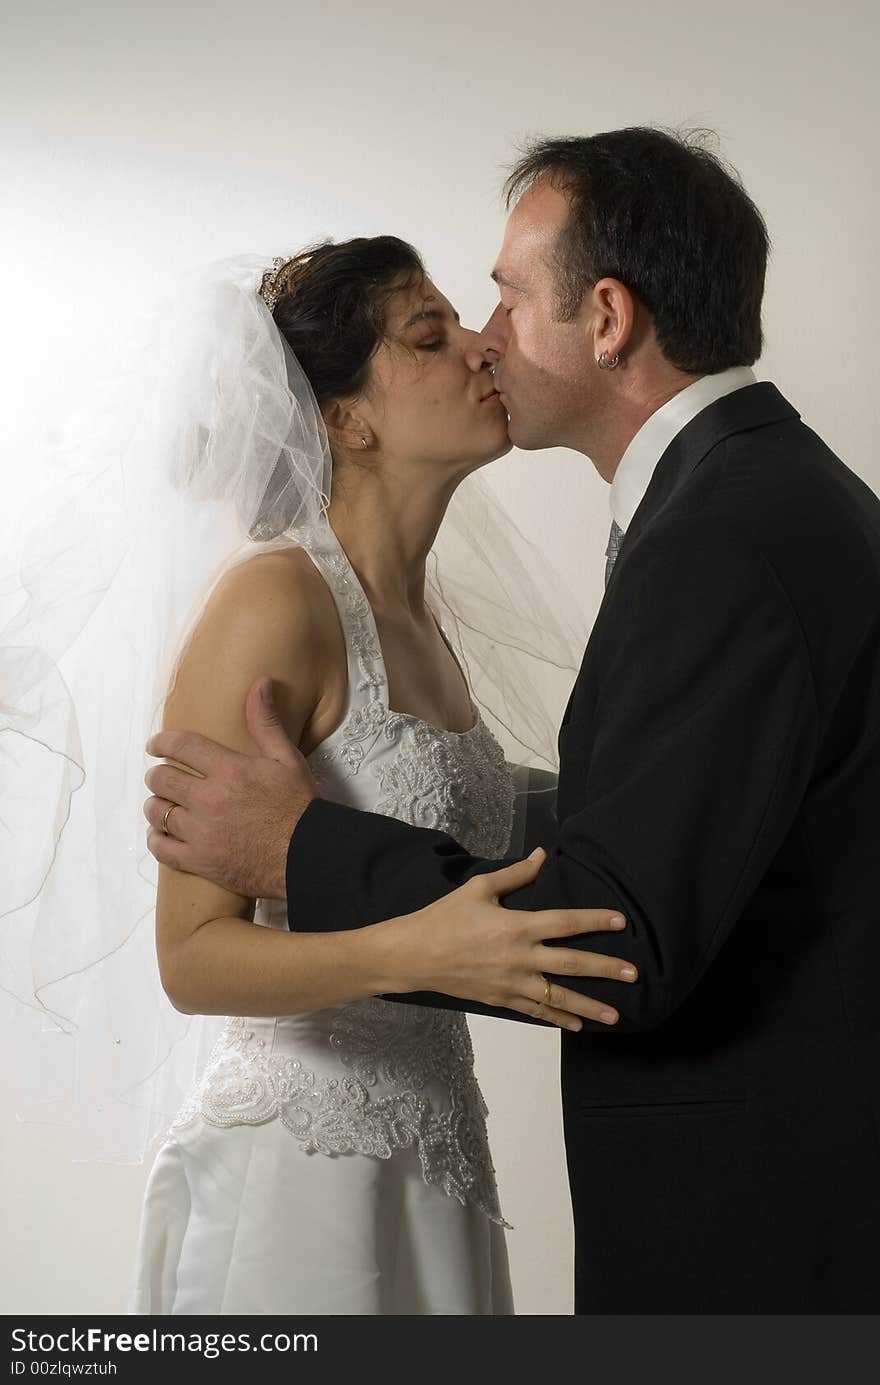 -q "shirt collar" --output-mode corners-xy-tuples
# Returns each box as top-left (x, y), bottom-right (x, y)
(610, 367), (757, 533)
